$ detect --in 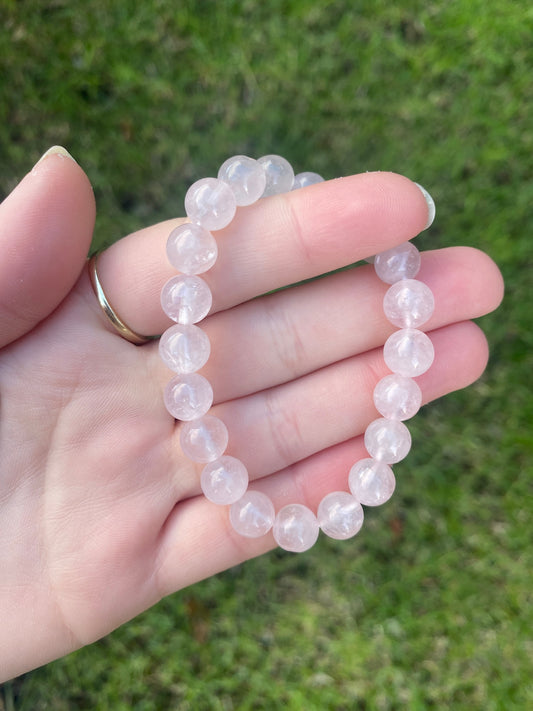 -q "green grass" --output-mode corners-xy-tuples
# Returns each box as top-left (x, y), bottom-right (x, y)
(1, 0), (532, 708)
